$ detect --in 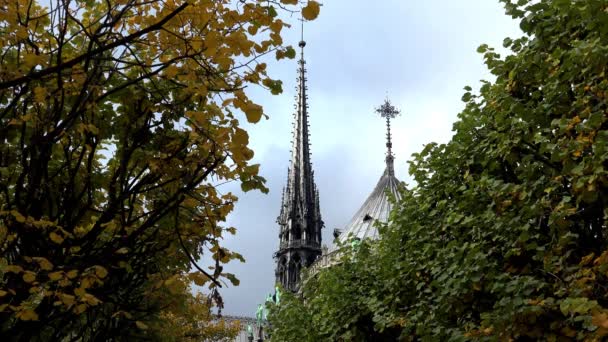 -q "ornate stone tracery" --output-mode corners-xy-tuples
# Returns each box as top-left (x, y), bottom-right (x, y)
(273, 36), (323, 292)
